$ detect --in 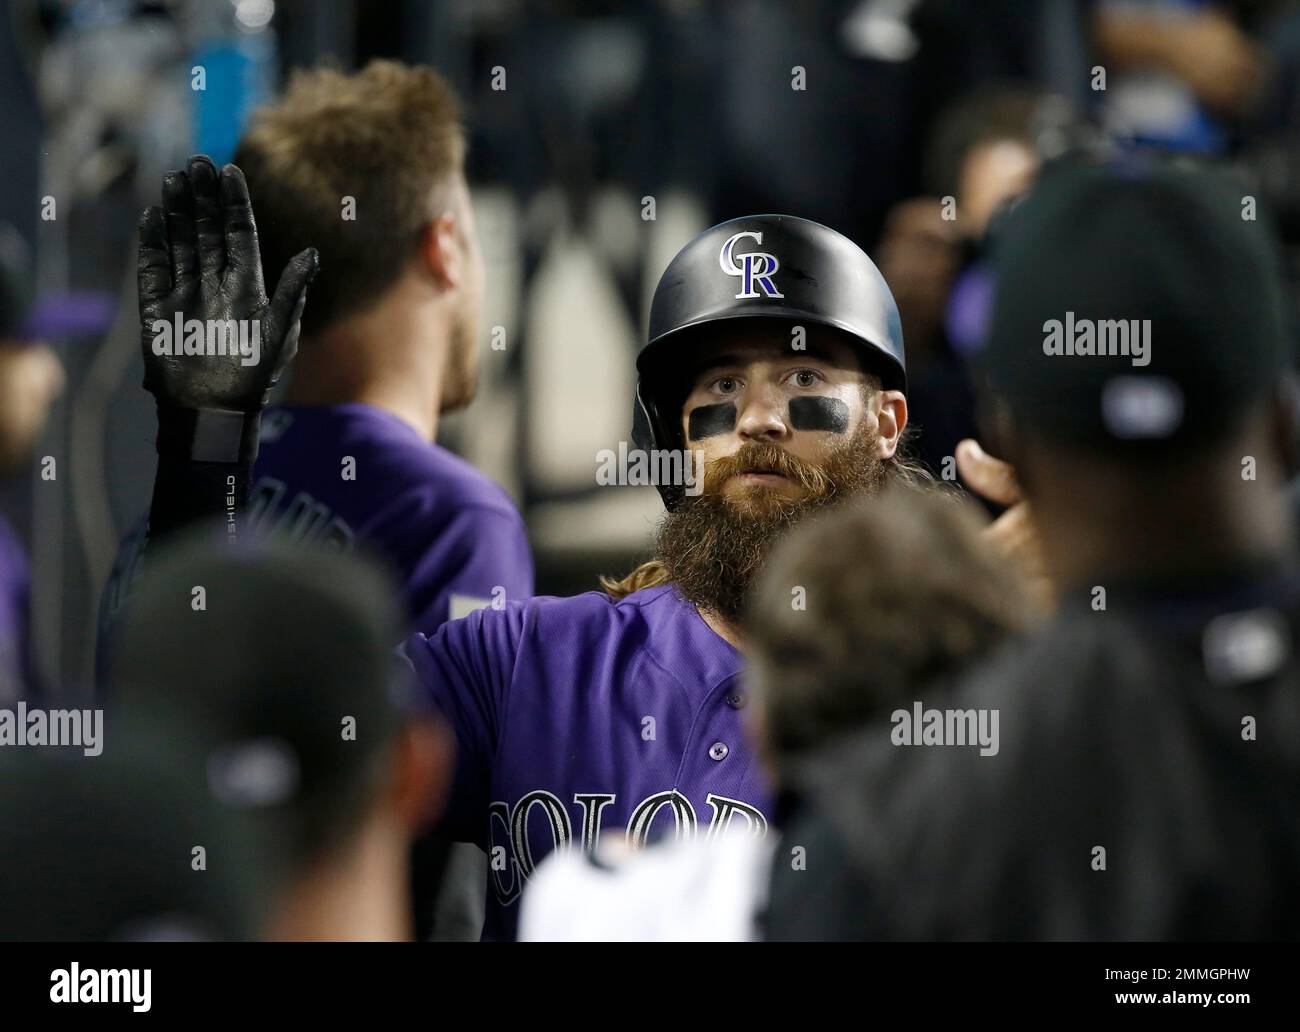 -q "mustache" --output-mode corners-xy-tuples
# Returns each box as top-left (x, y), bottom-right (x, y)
(661, 425), (888, 620)
(702, 440), (835, 496)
